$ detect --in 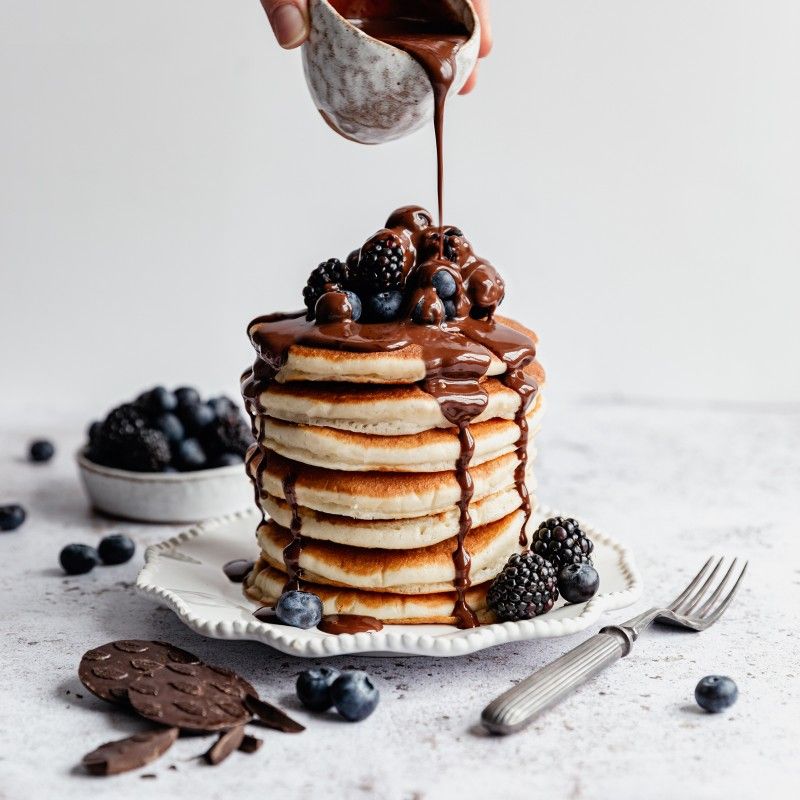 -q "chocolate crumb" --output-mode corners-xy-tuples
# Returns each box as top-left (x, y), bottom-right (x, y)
(204, 726), (246, 765)
(82, 727), (179, 776)
(238, 734), (263, 754)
